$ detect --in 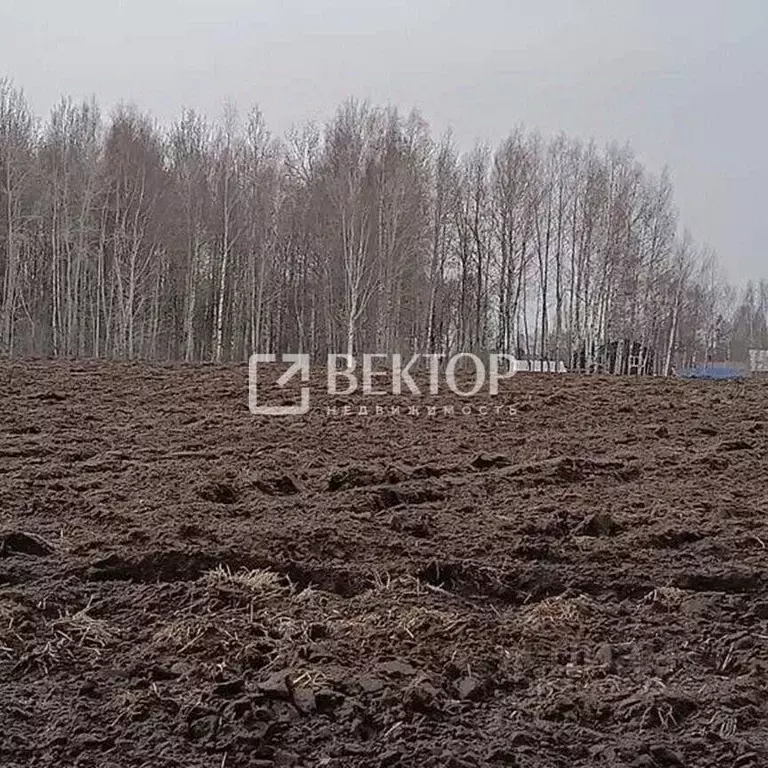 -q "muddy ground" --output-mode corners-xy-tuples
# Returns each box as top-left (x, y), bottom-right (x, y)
(0, 360), (767, 767)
